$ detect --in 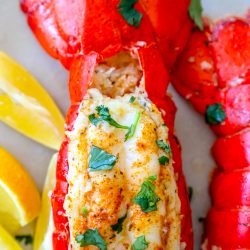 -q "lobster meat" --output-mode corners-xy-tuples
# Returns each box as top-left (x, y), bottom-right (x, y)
(171, 16), (250, 249)
(21, 0), (194, 249)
